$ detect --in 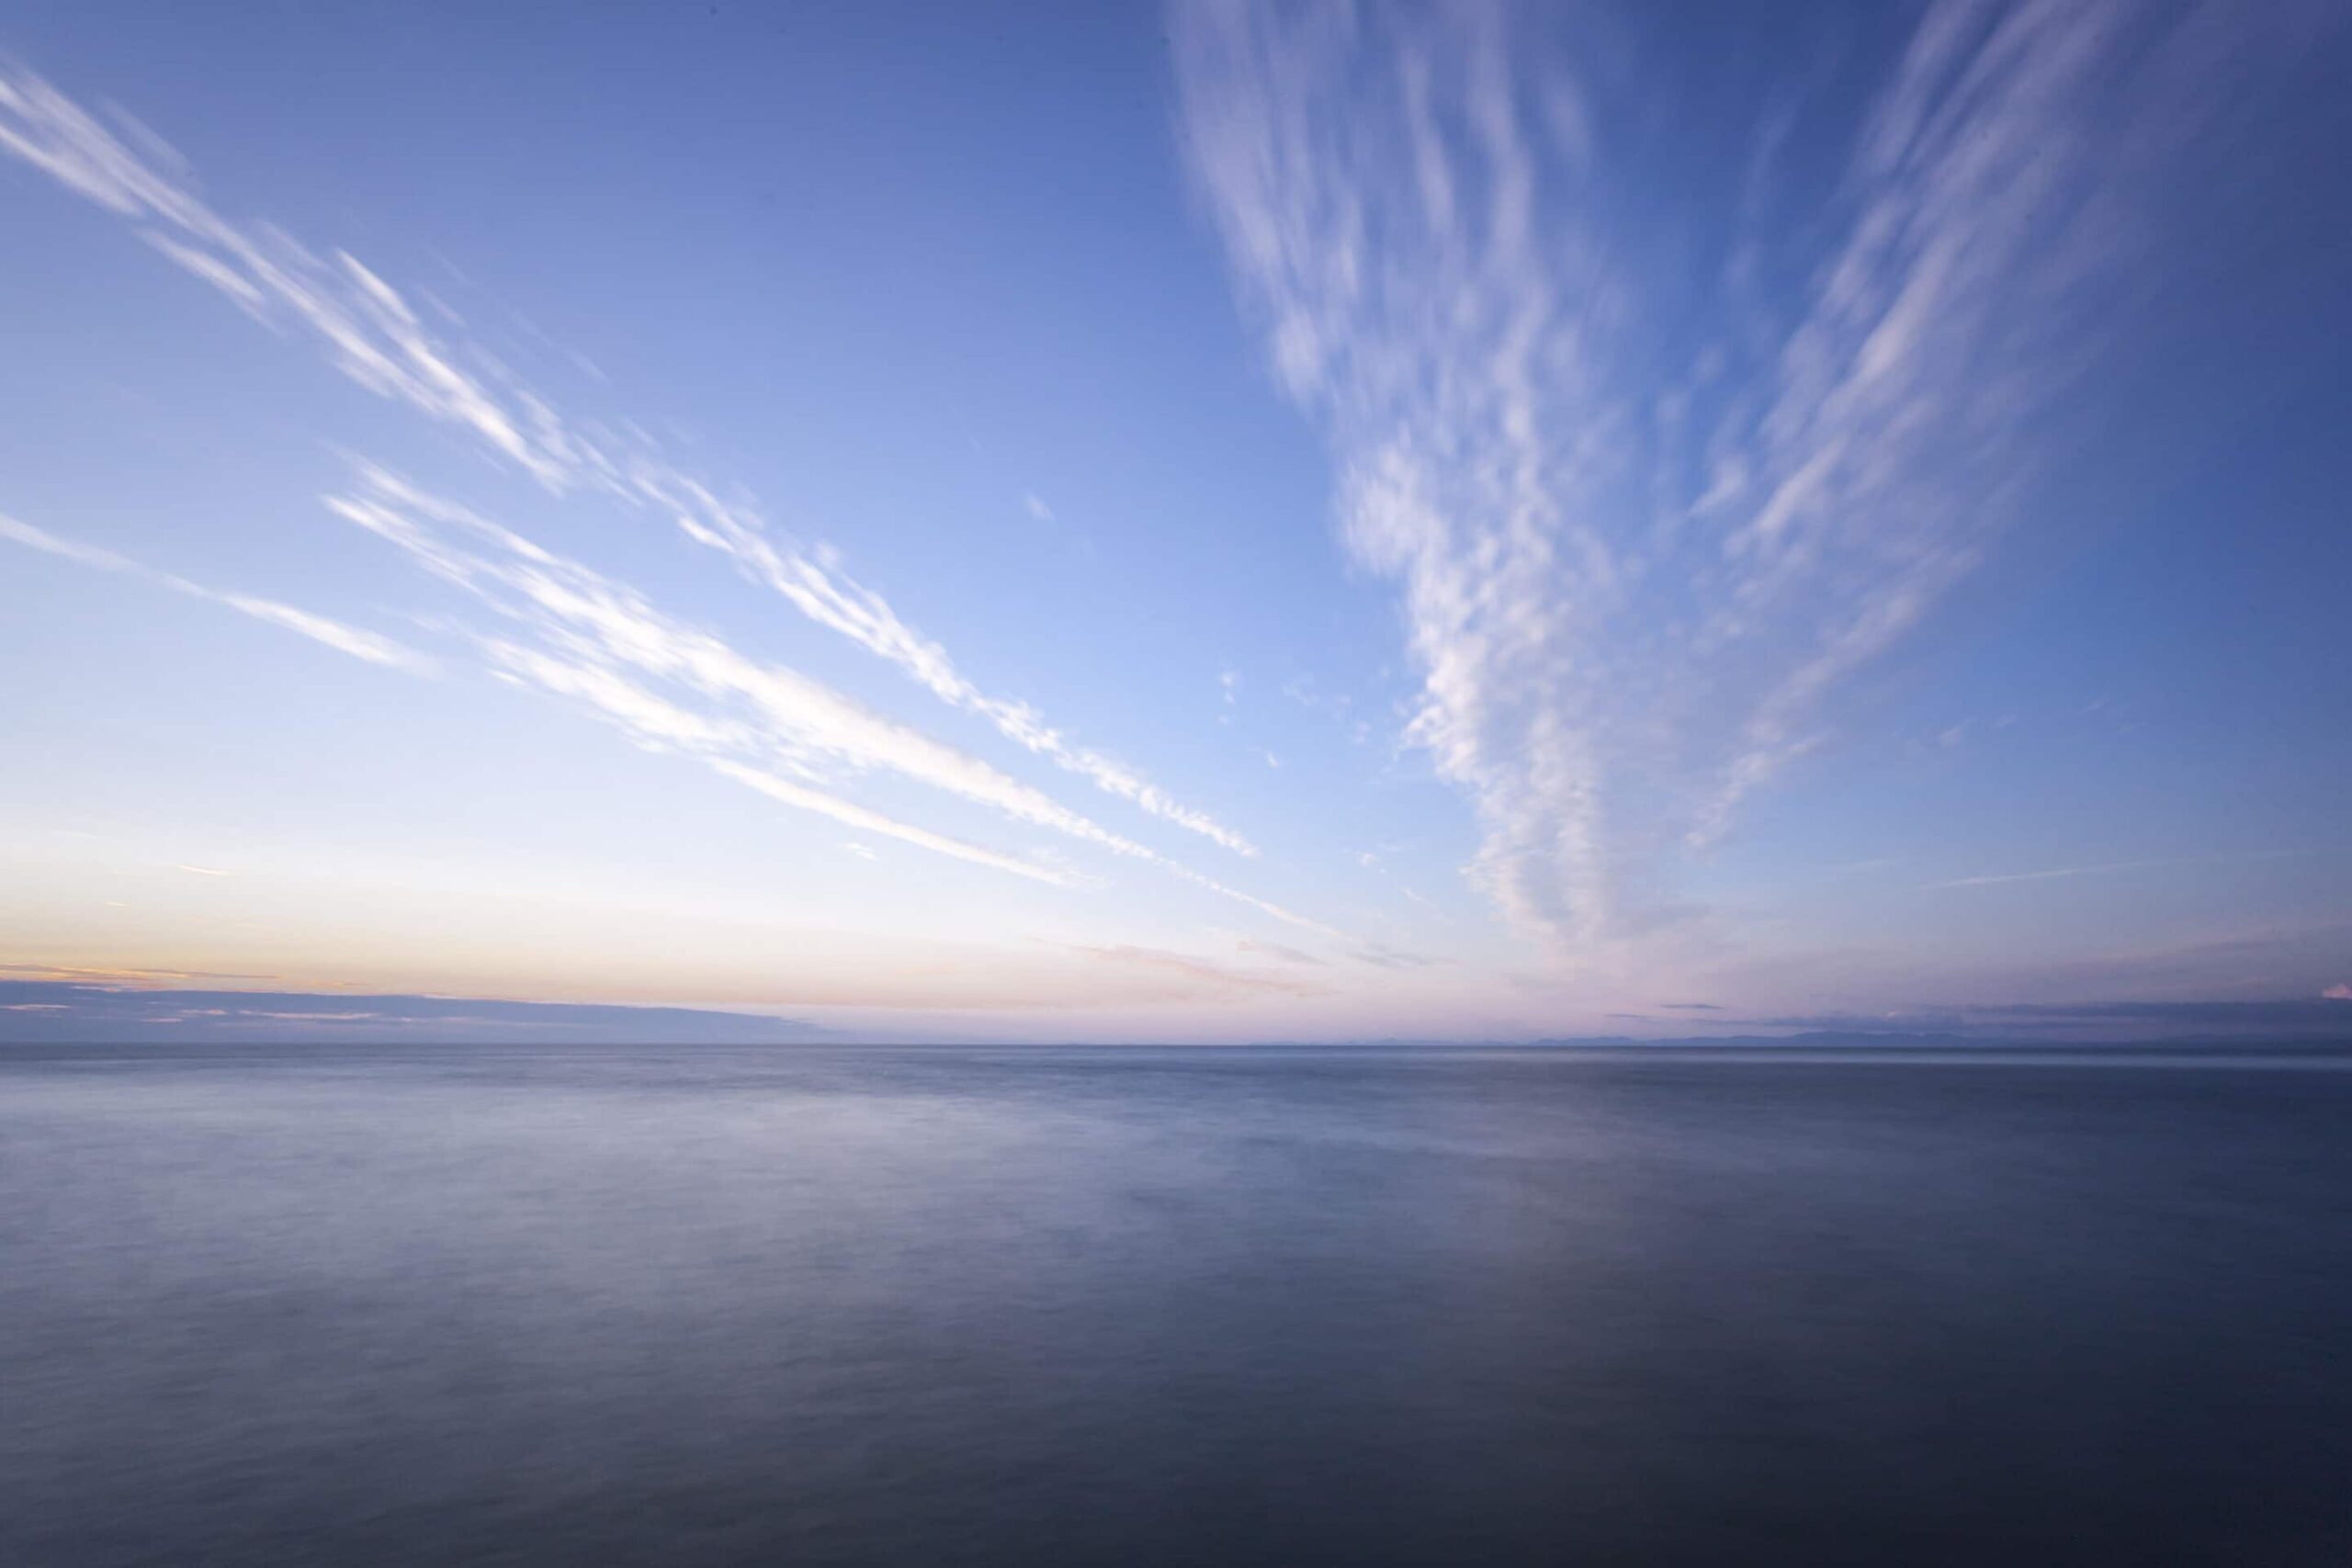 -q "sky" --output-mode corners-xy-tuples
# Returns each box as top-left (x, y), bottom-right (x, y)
(2, 0), (2348, 1044)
